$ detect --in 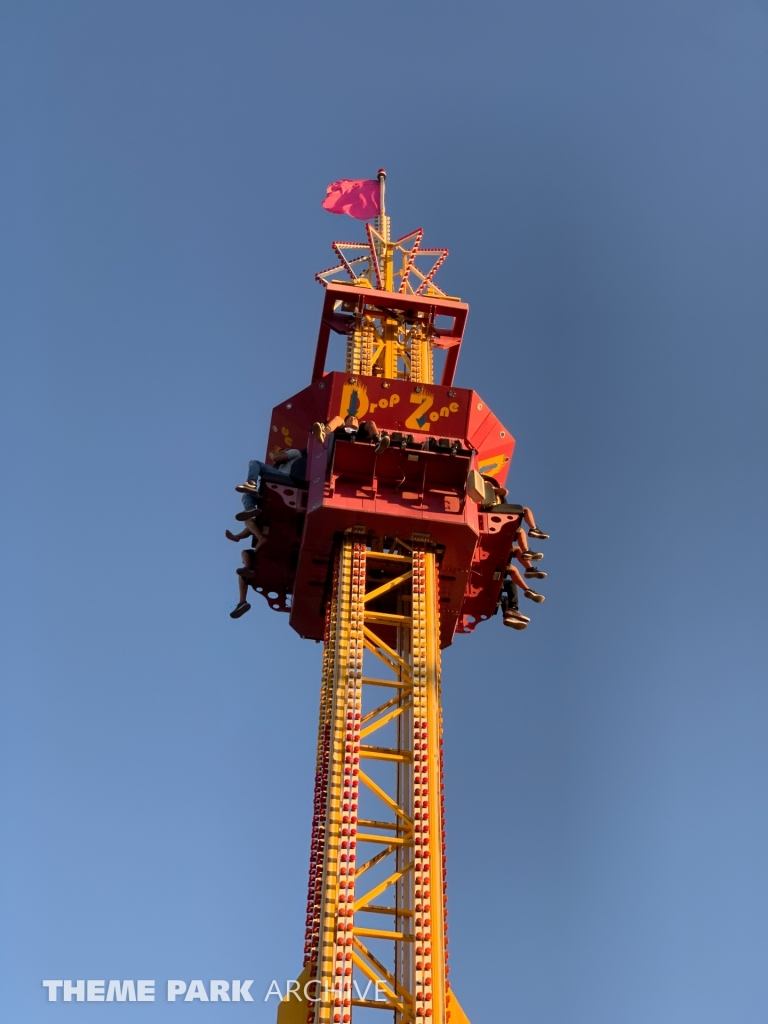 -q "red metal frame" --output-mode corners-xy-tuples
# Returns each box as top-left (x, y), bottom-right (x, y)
(246, 367), (519, 647)
(311, 283), (469, 387)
